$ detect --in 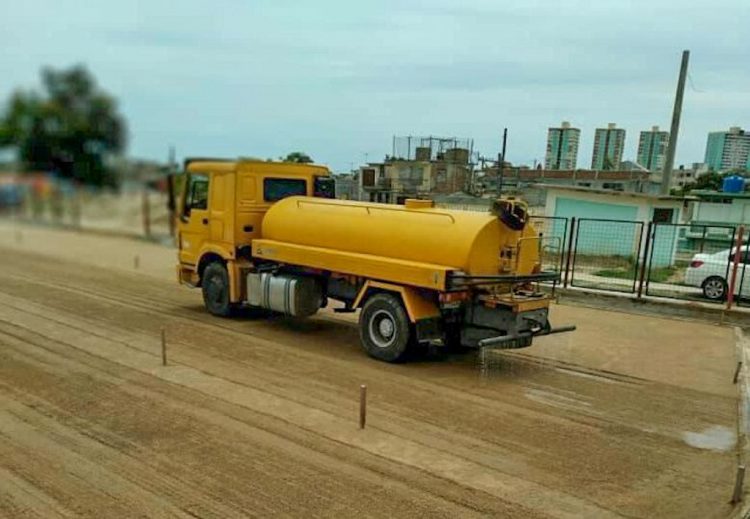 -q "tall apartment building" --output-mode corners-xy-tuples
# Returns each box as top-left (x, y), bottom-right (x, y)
(636, 126), (669, 172)
(591, 123), (626, 170)
(544, 121), (580, 170)
(704, 127), (750, 172)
